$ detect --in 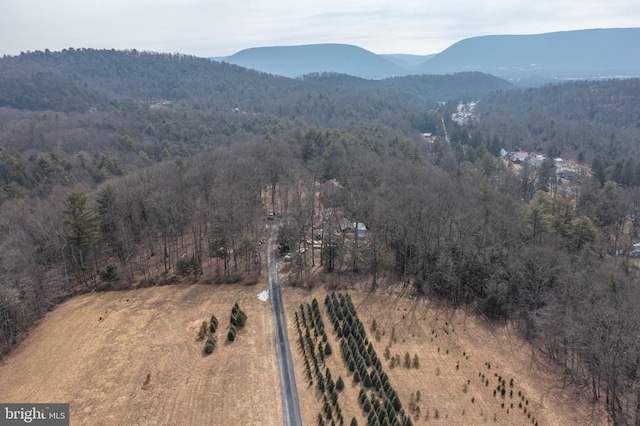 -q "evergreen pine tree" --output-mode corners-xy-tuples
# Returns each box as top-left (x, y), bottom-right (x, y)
(348, 356), (356, 372)
(204, 333), (216, 354)
(227, 324), (237, 342)
(363, 398), (372, 413)
(64, 190), (99, 269)
(318, 376), (325, 393)
(359, 388), (367, 405)
(392, 394), (402, 411)
(325, 341), (333, 355)
(363, 371), (372, 388)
